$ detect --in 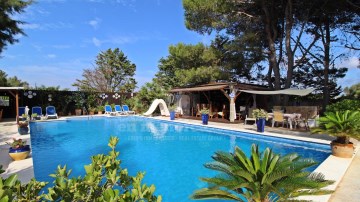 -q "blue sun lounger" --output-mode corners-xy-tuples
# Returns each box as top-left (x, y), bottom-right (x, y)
(122, 105), (135, 115)
(32, 106), (42, 120)
(46, 106), (58, 119)
(114, 105), (126, 115)
(104, 105), (116, 116)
